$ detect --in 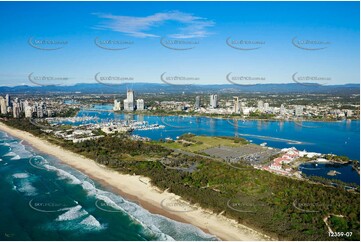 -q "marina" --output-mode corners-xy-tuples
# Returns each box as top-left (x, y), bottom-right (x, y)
(42, 105), (360, 185)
